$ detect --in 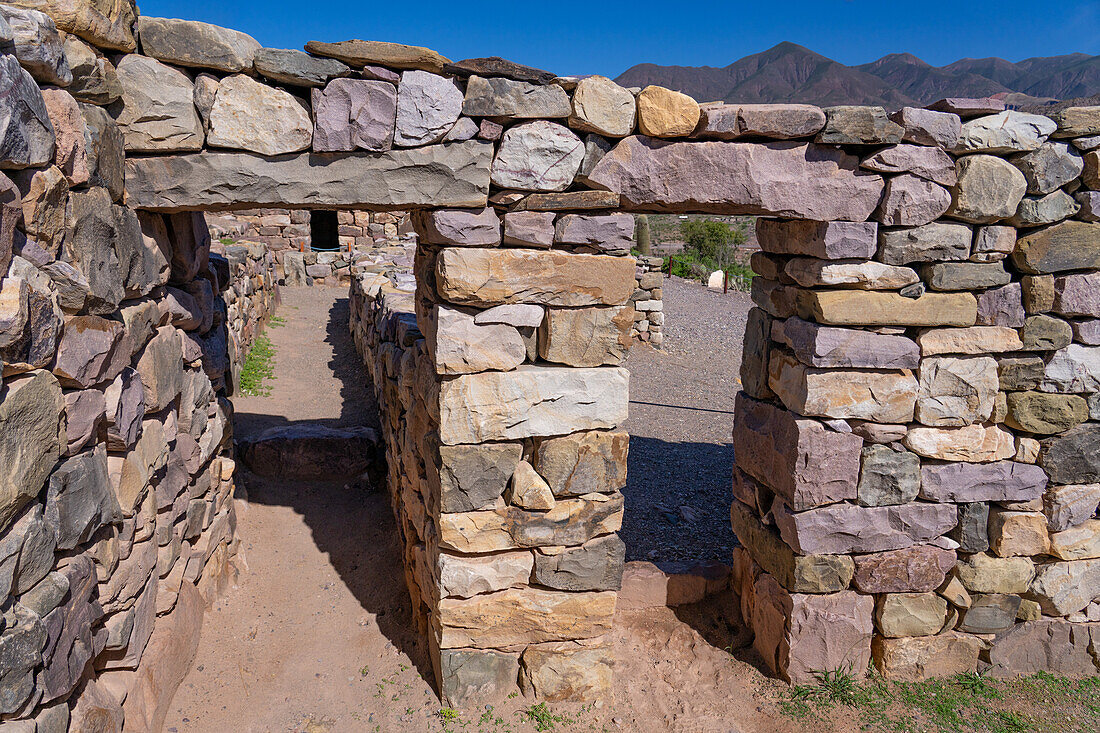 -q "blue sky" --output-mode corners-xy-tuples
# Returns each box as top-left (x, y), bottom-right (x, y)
(138, 0), (1099, 78)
